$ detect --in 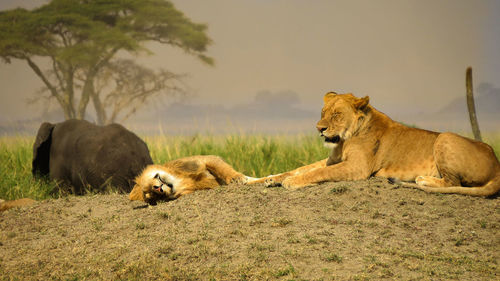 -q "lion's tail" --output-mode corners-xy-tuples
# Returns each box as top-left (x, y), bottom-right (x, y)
(409, 173), (500, 197)
(0, 198), (36, 212)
